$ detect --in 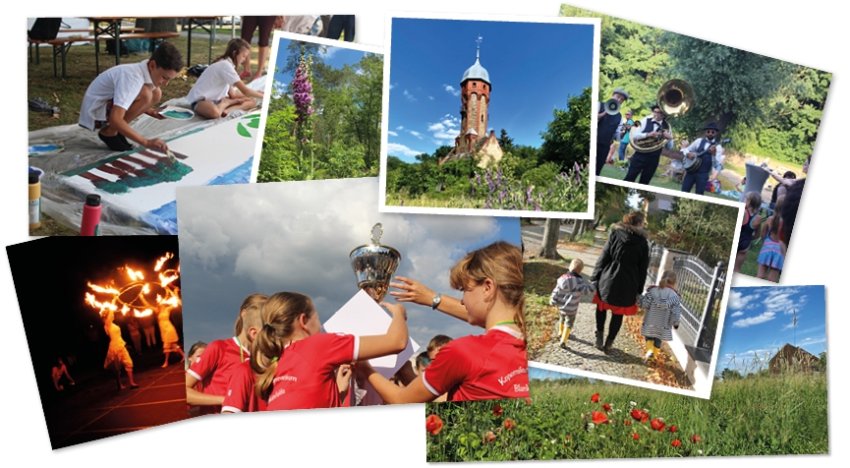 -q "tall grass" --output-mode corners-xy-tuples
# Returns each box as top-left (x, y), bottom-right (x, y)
(426, 373), (828, 461)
